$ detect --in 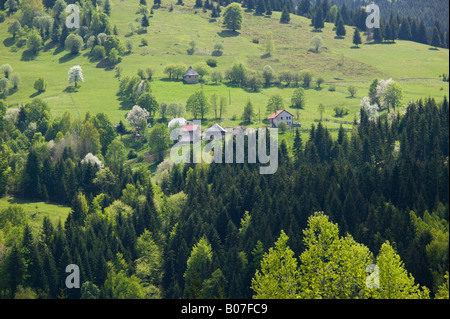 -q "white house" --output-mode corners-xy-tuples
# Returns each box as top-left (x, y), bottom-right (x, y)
(204, 123), (226, 139)
(268, 110), (294, 128)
